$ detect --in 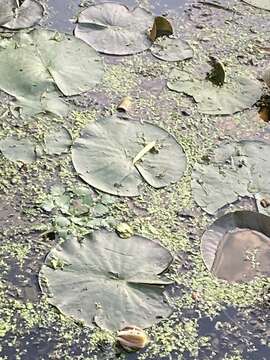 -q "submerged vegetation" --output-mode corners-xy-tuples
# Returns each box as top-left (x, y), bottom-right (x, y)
(0, 0), (270, 359)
